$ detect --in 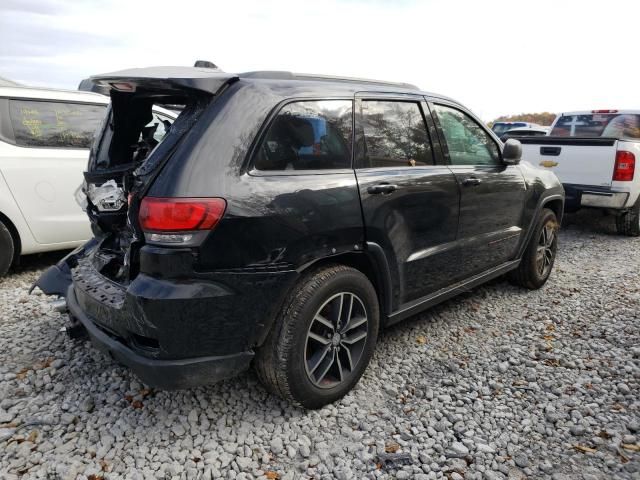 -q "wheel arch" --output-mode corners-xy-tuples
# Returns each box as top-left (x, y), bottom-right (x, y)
(0, 211), (21, 264)
(517, 193), (564, 259)
(295, 247), (393, 322)
(542, 197), (564, 225)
